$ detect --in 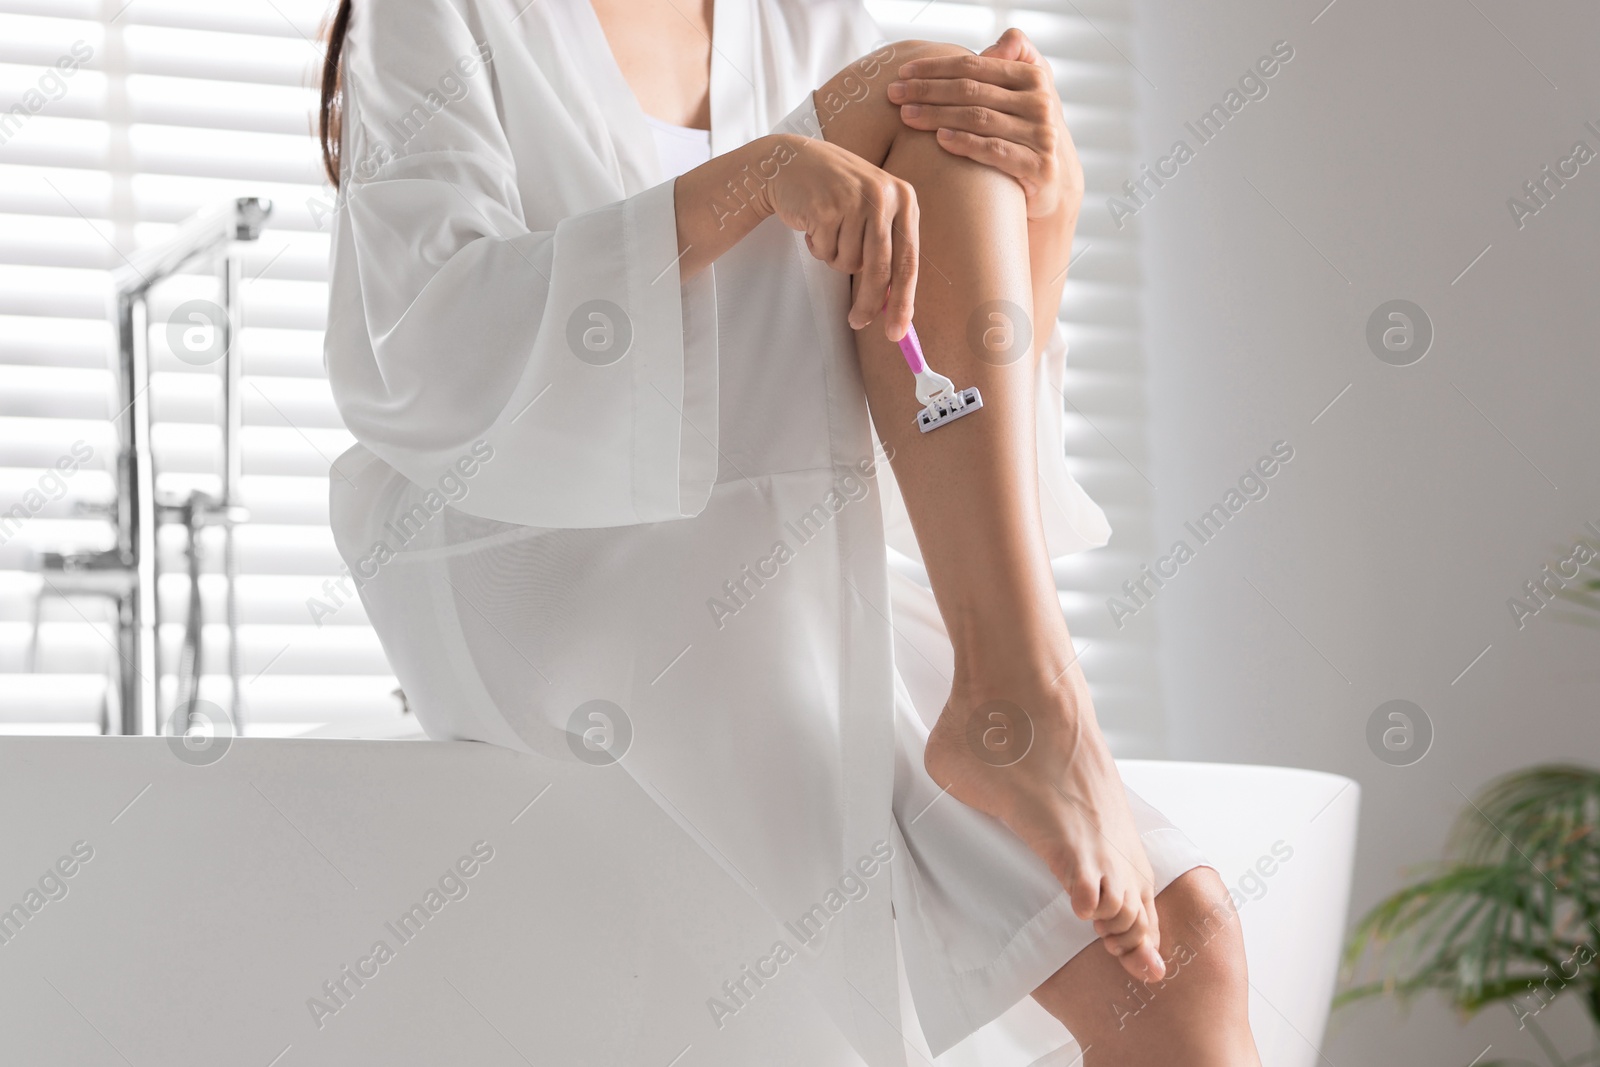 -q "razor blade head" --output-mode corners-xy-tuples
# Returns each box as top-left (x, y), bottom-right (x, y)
(917, 386), (983, 433)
